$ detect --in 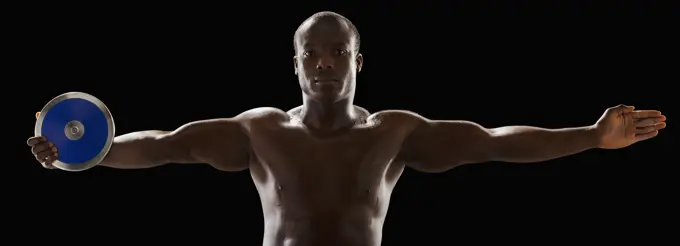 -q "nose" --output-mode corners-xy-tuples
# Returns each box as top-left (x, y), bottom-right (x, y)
(316, 55), (334, 70)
